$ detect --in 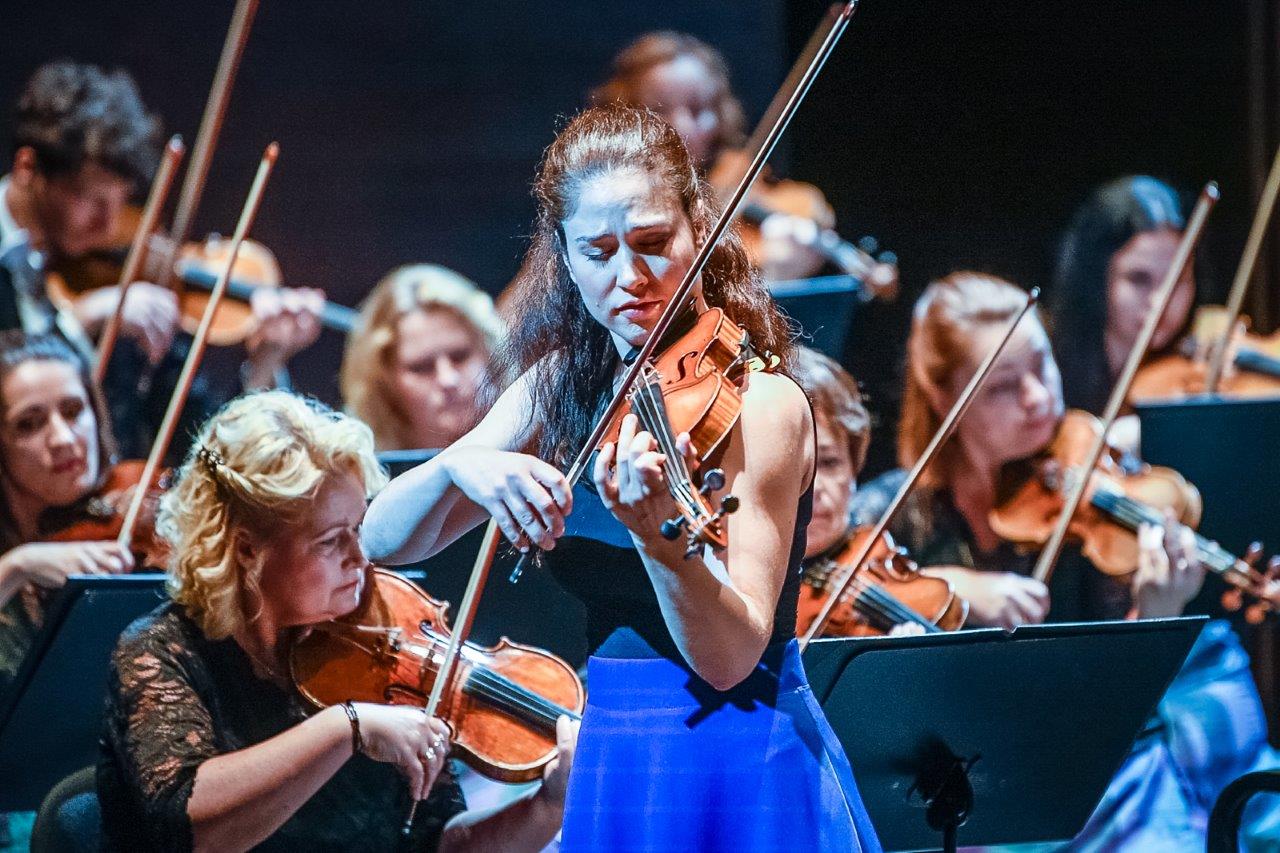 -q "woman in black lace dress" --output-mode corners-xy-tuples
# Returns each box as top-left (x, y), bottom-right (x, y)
(97, 391), (574, 852)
